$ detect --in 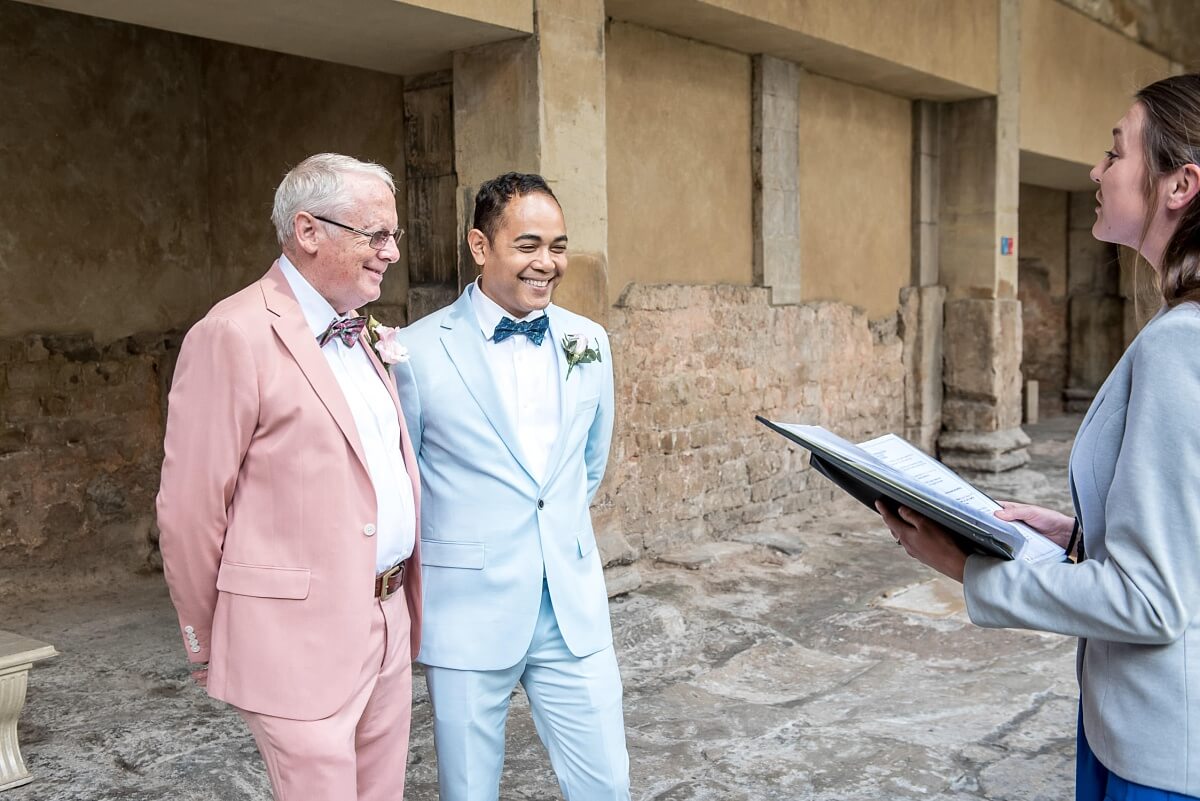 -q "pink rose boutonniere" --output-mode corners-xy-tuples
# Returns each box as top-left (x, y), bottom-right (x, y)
(366, 316), (410, 365)
(561, 333), (601, 379)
